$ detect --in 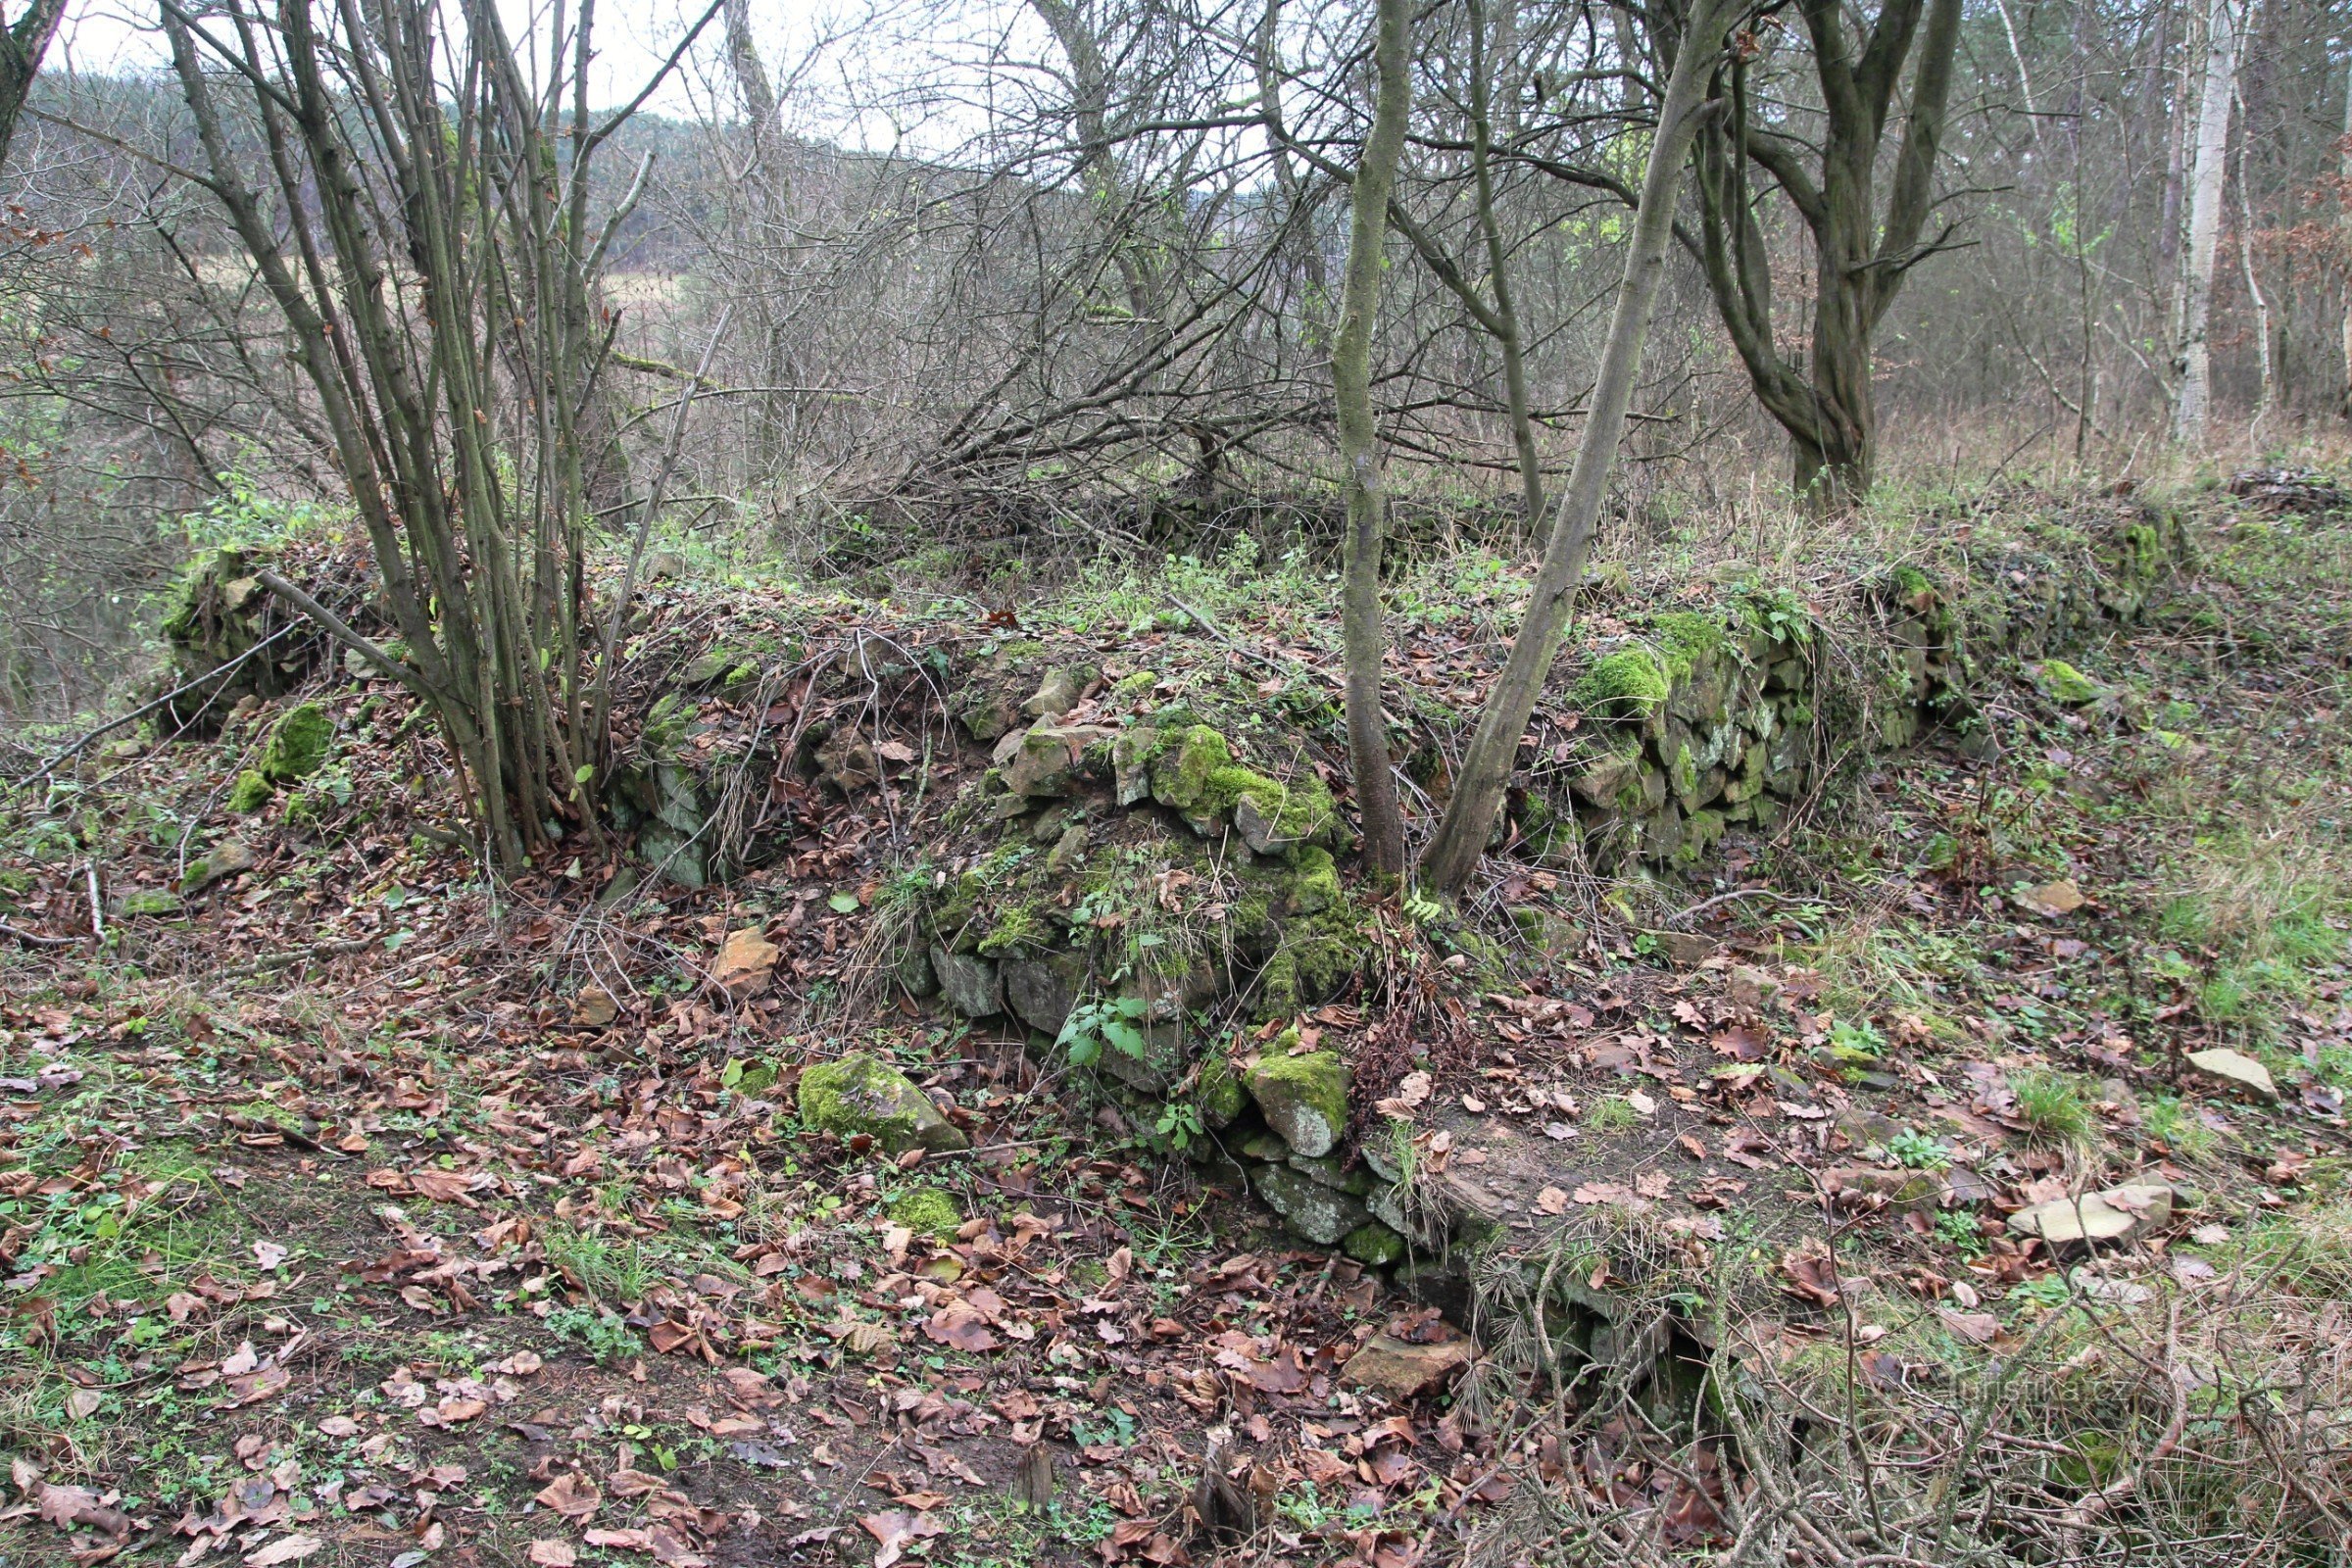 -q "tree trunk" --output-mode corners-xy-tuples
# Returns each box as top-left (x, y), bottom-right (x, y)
(1419, 0), (1736, 898)
(2338, 53), (2352, 418)
(1333, 0), (1412, 879)
(2174, 0), (2237, 445)
(0, 0), (67, 172)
